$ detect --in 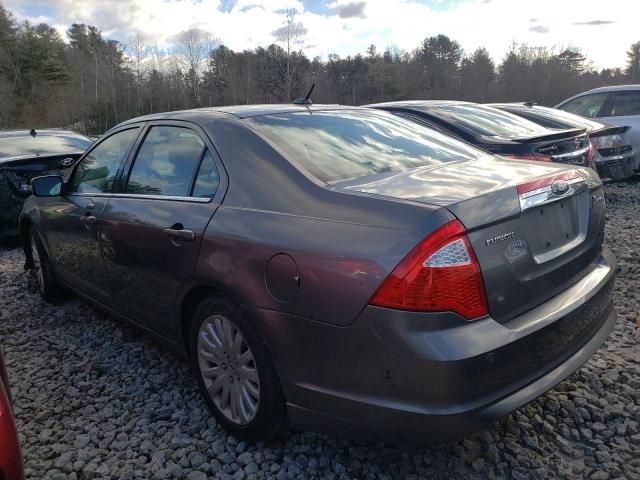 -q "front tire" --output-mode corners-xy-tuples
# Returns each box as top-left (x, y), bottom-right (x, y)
(190, 295), (287, 441)
(29, 229), (64, 302)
